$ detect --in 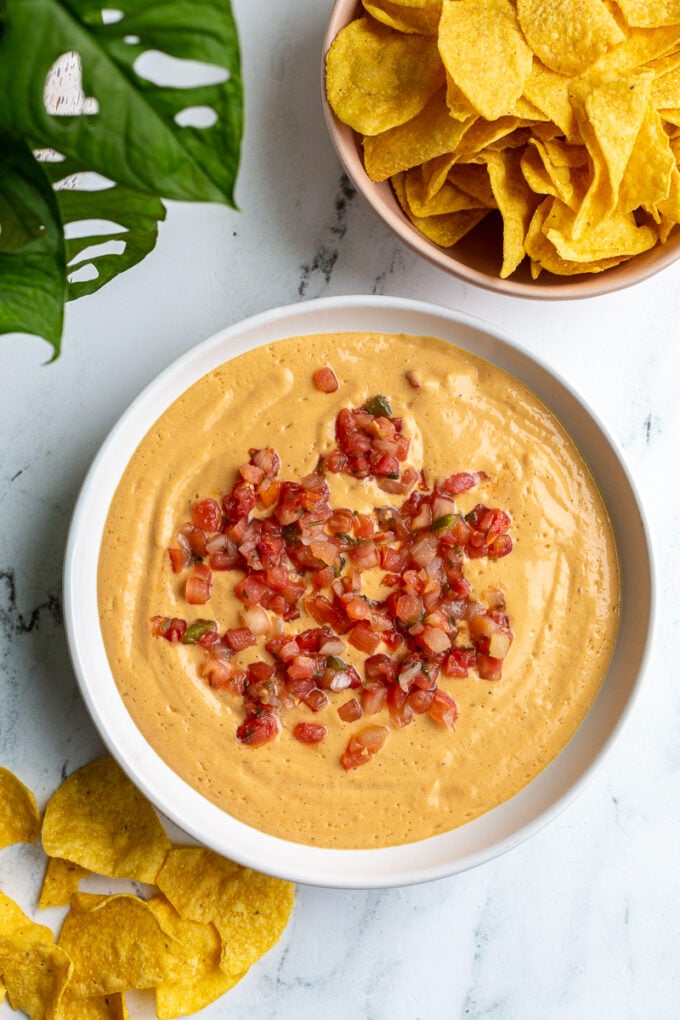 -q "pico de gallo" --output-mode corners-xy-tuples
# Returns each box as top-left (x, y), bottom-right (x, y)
(149, 384), (513, 770)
